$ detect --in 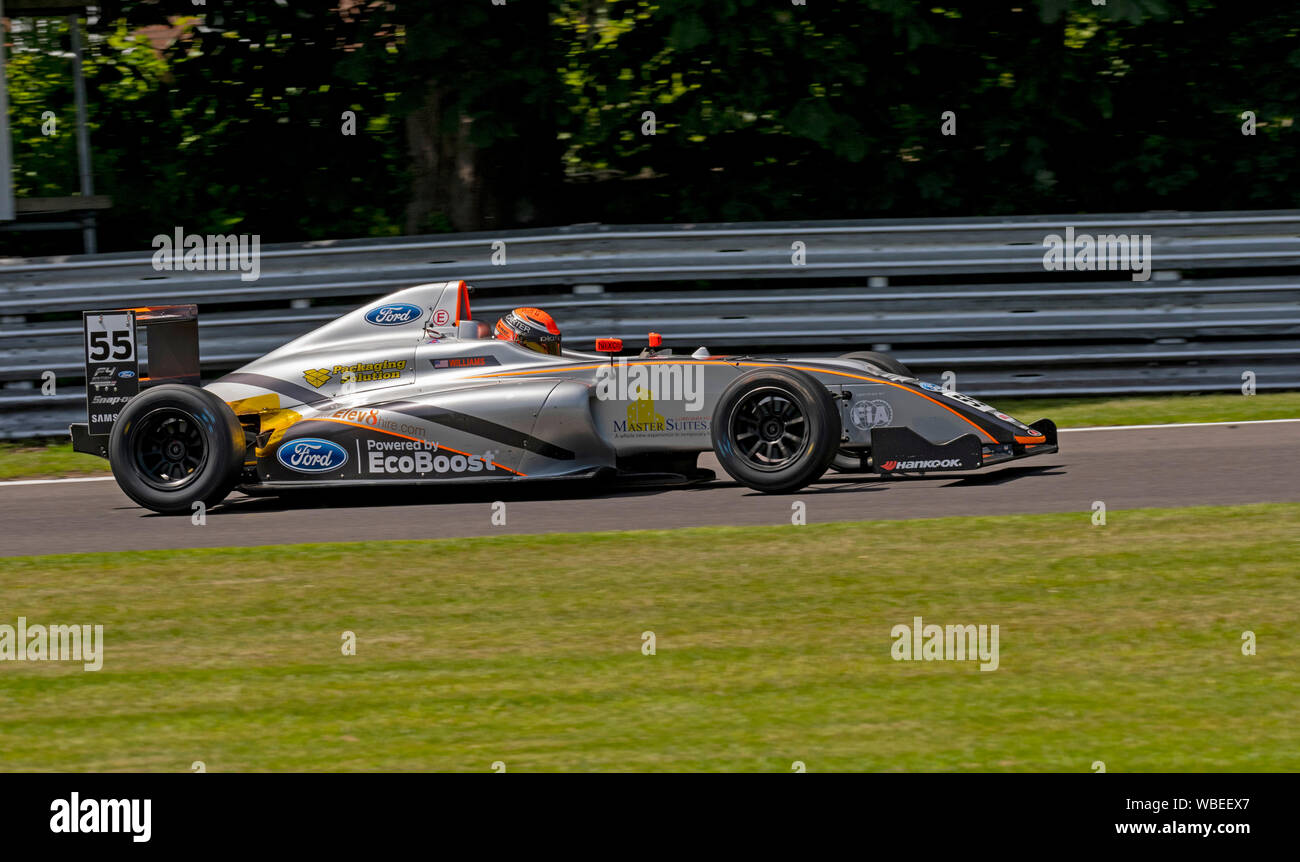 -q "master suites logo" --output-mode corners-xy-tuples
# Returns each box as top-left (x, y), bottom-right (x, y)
(599, 359), (710, 437)
(611, 391), (710, 437)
